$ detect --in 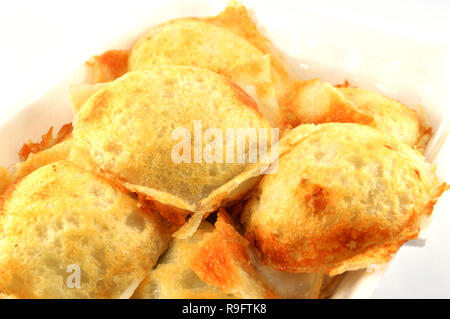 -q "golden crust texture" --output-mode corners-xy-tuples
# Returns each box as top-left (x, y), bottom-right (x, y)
(18, 123), (72, 161)
(1, 124), (74, 192)
(129, 18), (263, 79)
(190, 211), (322, 299)
(0, 161), (170, 298)
(70, 67), (273, 228)
(282, 79), (428, 148)
(133, 211), (321, 299)
(242, 123), (447, 276)
(204, 1), (292, 99)
(189, 211), (277, 299)
(128, 2), (292, 127)
(281, 79), (373, 127)
(86, 50), (129, 84)
(0, 167), (12, 195)
(340, 87), (430, 148)
(132, 222), (235, 299)
(14, 137), (73, 182)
